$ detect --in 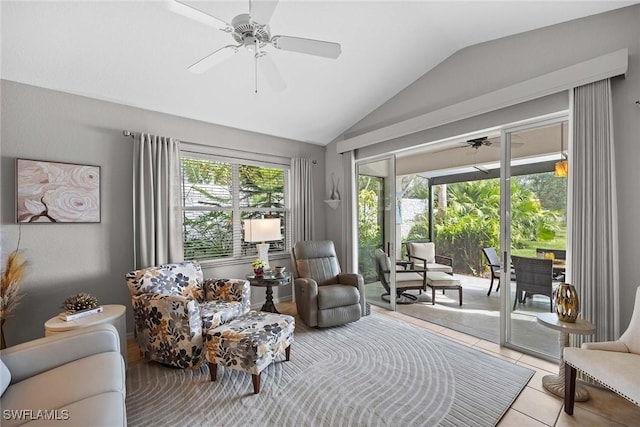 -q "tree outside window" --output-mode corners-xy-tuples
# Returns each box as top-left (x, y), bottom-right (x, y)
(358, 175), (383, 282)
(181, 156), (288, 261)
(404, 174), (564, 275)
